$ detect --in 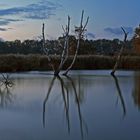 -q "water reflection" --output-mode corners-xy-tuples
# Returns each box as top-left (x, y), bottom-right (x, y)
(133, 72), (140, 109)
(43, 76), (56, 127)
(0, 71), (139, 140)
(111, 74), (126, 117)
(43, 75), (88, 139)
(0, 73), (14, 108)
